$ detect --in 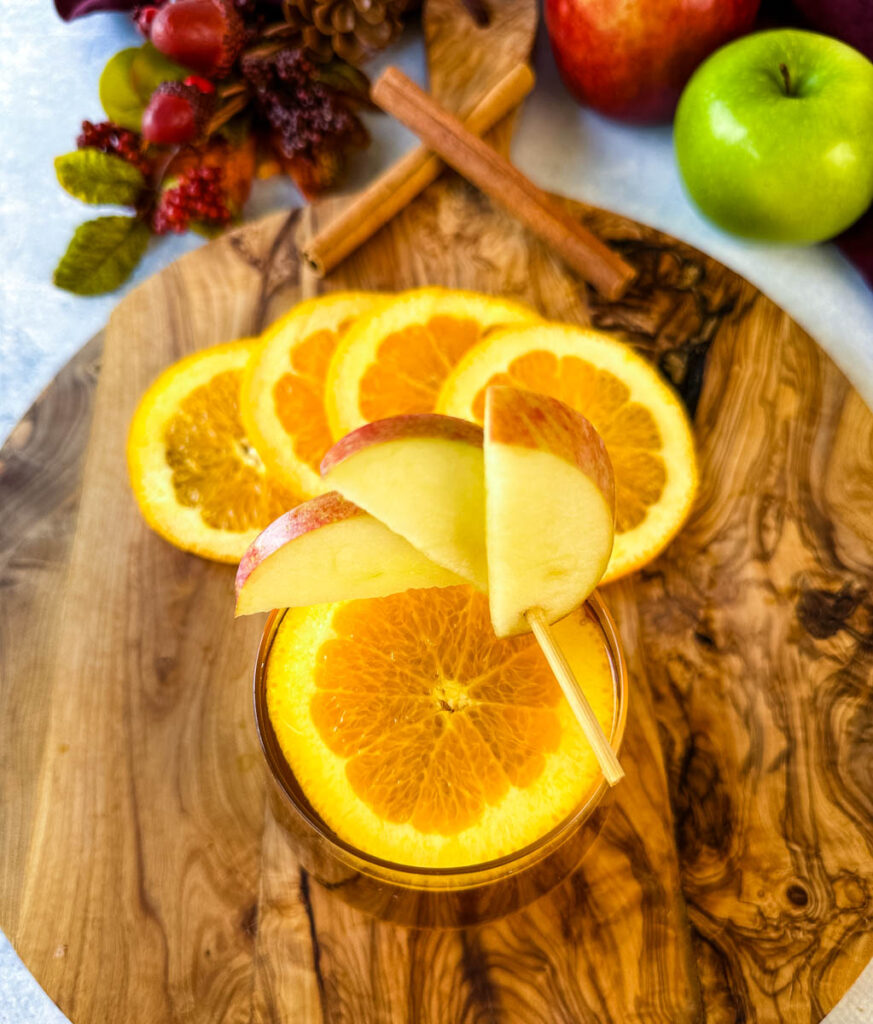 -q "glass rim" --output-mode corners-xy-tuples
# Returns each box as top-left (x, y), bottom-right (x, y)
(252, 590), (629, 882)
